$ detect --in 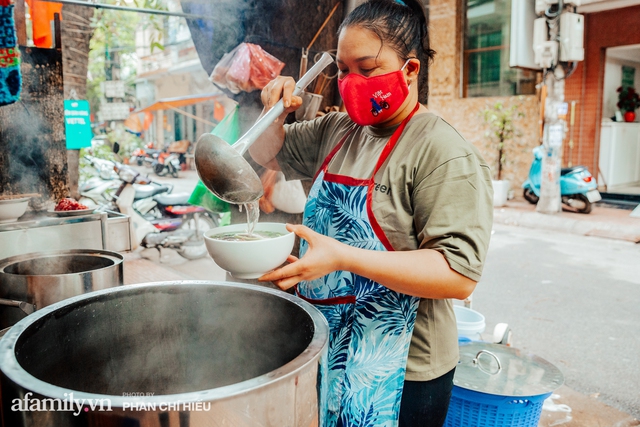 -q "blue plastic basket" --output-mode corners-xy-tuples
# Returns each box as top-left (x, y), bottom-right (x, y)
(444, 385), (551, 427)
